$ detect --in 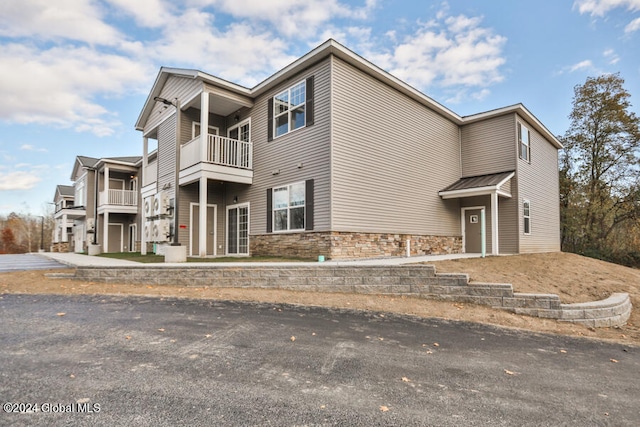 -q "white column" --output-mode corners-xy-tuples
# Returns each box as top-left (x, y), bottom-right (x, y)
(104, 166), (110, 205)
(491, 192), (499, 255)
(199, 176), (207, 257)
(103, 212), (109, 253)
(61, 215), (68, 242)
(142, 137), (148, 187)
(141, 136), (148, 255)
(200, 91), (209, 162)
